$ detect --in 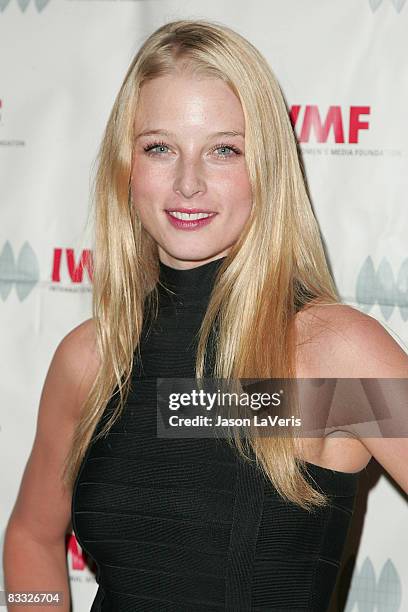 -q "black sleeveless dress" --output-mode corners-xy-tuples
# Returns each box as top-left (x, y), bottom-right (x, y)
(71, 256), (361, 611)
